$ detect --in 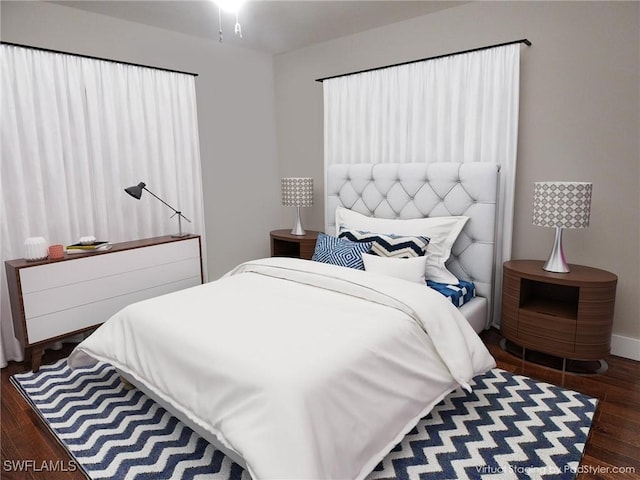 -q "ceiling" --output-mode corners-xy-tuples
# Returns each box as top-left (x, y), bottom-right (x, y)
(52, 1), (466, 55)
